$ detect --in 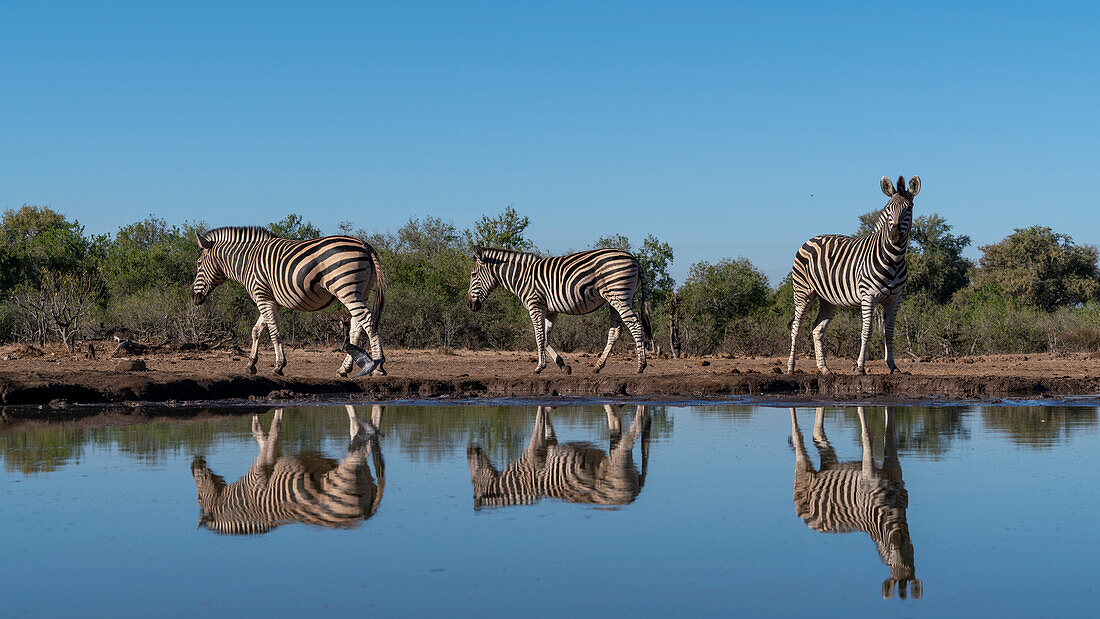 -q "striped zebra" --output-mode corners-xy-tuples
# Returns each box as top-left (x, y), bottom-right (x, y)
(787, 175), (921, 375)
(790, 406), (922, 600)
(467, 247), (653, 374)
(467, 405), (651, 509)
(191, 405), (385, 534)
(191, 227), (386, 377)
